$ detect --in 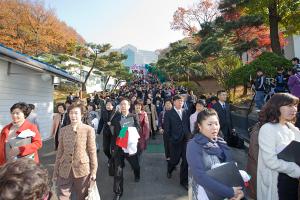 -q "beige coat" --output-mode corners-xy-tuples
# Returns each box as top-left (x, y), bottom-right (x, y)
(53, 123), (98, 179)
(145, 104), (158, 131)
(51, 113), (63, 137)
